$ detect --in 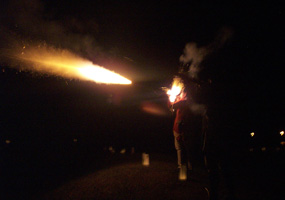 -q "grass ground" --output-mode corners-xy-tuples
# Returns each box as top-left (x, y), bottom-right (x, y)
(2, 146), (285, 200)
(36, 154), (209, 200)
